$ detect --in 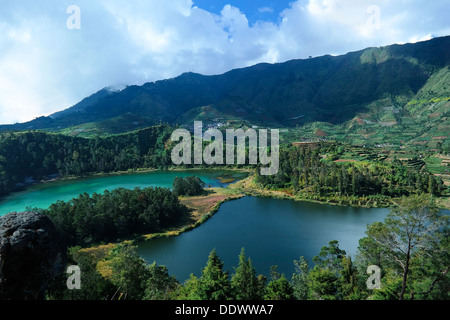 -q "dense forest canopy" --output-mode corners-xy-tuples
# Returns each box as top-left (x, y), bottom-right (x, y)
(0, 126), (172, 198)
(172, 176), (206, 196)
(256, 144), (446, 206)
(1, 126), (445, 203)
(41, 186), (188, 247)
